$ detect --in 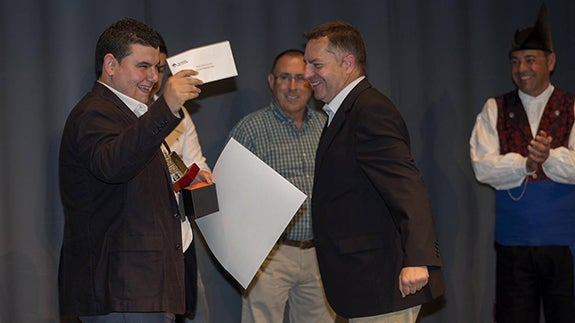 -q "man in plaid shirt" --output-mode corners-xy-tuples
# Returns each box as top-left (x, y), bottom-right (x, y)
(228, 49), (335, 323)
